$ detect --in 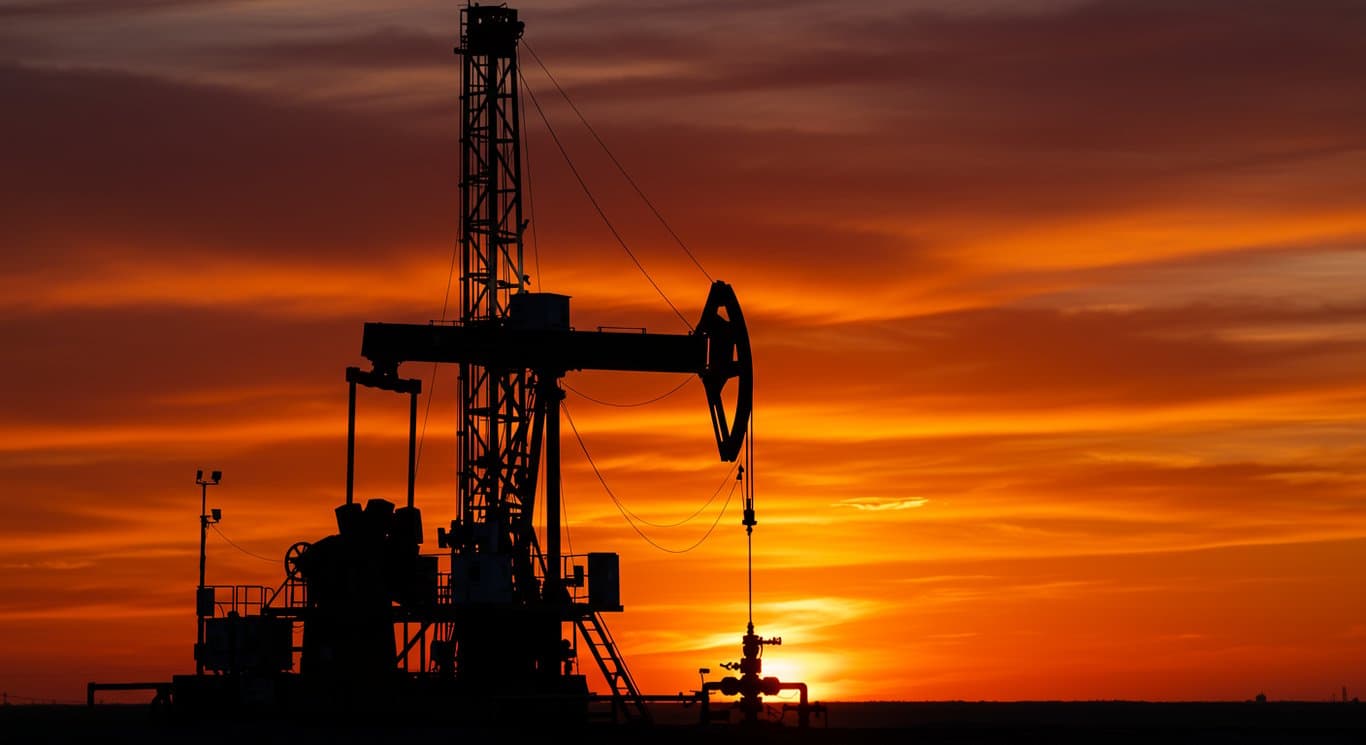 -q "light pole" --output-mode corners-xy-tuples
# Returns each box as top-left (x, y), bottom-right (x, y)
(195, 469), (221, 675)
